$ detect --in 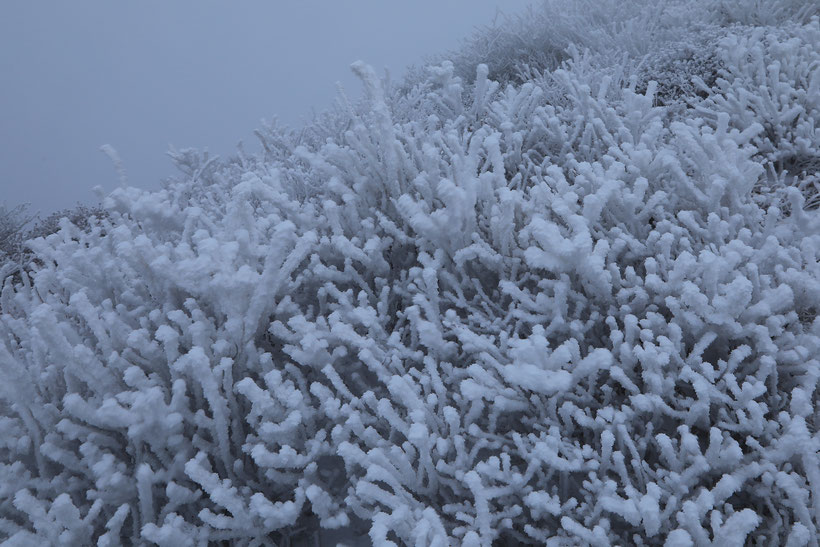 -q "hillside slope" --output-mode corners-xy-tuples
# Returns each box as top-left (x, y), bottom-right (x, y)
(1, 0), (819, 544)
